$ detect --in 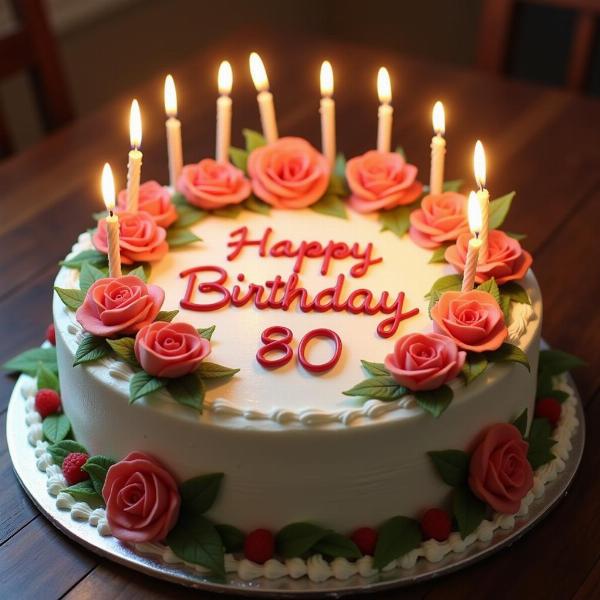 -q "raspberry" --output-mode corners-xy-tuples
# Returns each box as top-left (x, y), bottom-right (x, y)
(244, 529), (275, 564)
(350, 527), (378, 556)
(34, 388), (61, 418)
(535, 397), (562, 428)
(420, 508), (452, 541)
(62, 452), (90, 485)
(46, 323), (56, 346)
